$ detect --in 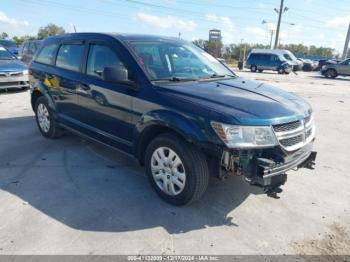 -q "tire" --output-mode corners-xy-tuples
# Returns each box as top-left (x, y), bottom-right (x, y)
(324, 69), (337, 79)
(35, 96), (64, 139)
(277, 67), (285, 74)
(250, 65), (257, 72)
(145, 133), (209, 205)
(258, 69), (263, 73)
